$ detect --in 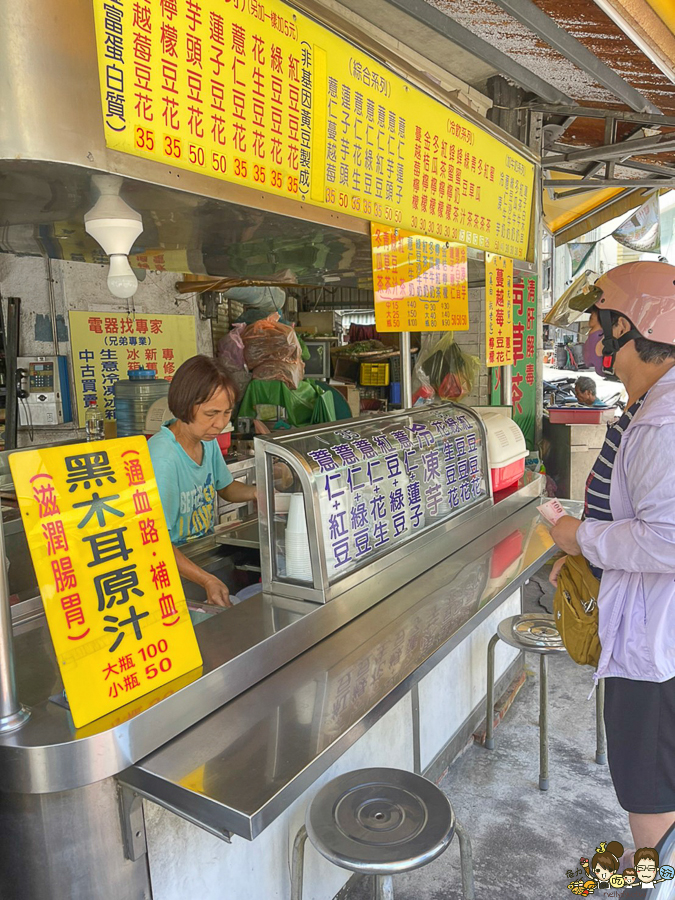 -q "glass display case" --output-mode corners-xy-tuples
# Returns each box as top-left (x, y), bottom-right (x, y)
(255, 402), (492, 604)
